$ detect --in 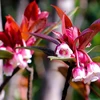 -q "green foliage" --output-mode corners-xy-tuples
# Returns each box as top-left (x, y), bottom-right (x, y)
(0, 50), (13, 59)
(72, 89), (84, 100)
(89, 84), (100, 100)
